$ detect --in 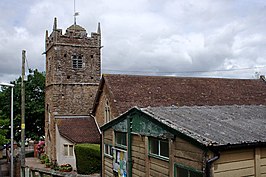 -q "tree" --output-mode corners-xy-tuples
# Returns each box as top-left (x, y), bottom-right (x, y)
(0, 119), (9, 146)
(0, 69), (45, 142)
